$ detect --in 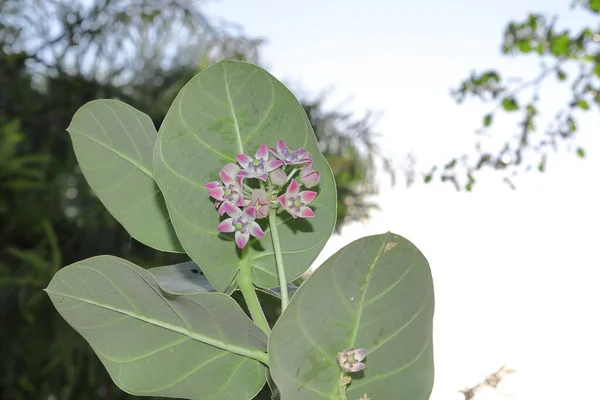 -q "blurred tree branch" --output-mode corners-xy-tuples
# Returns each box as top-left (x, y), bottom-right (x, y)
(459, 365), (515, 400)
(426, 0), (599, 190)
